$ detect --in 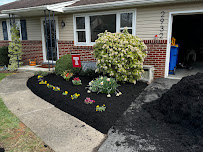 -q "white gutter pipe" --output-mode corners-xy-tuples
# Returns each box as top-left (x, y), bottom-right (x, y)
(63, 0), (195, 13)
